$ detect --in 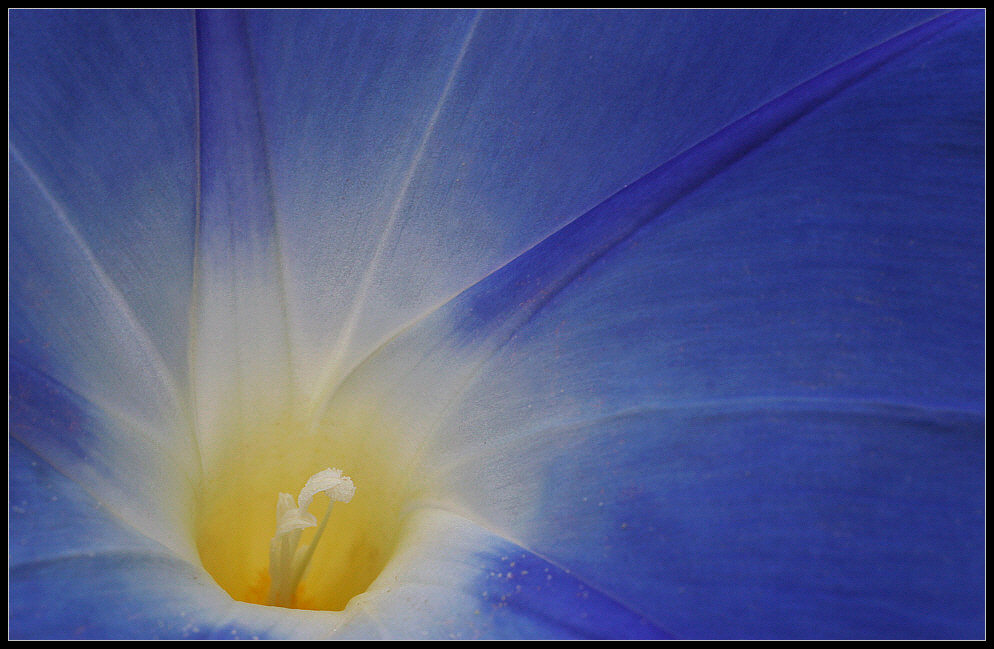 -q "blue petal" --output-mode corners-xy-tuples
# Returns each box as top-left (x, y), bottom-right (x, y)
(9, 156), (191, 451)
(239, 9), (942, 403)
(328, 508), (671, 639)
(9, 436), (223, 640)
(9, 436), (167, 569)
(9, 10), (197, 387)
(471, 542), (671, 639)
(9, 358), (199, 563)
(325, 10), (984, 638)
